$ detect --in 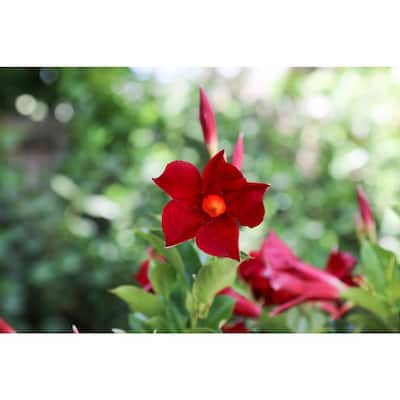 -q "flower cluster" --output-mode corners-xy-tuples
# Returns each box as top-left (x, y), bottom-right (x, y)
(106, 86), (400, 334)
(3, 85), (396, 334)
(238, 230), (359, 319)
